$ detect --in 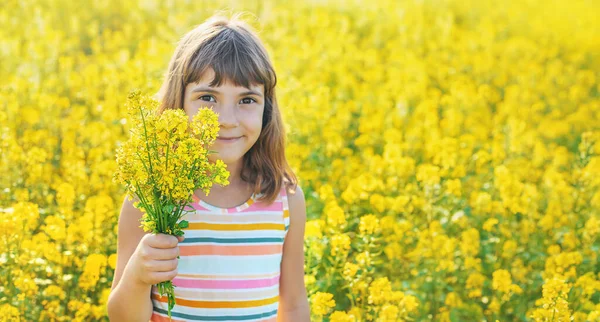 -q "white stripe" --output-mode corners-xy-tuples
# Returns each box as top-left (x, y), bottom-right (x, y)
(282, 196), (288, 209)
(171, 272), (280, 279)
(178, 254), (283, 275)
